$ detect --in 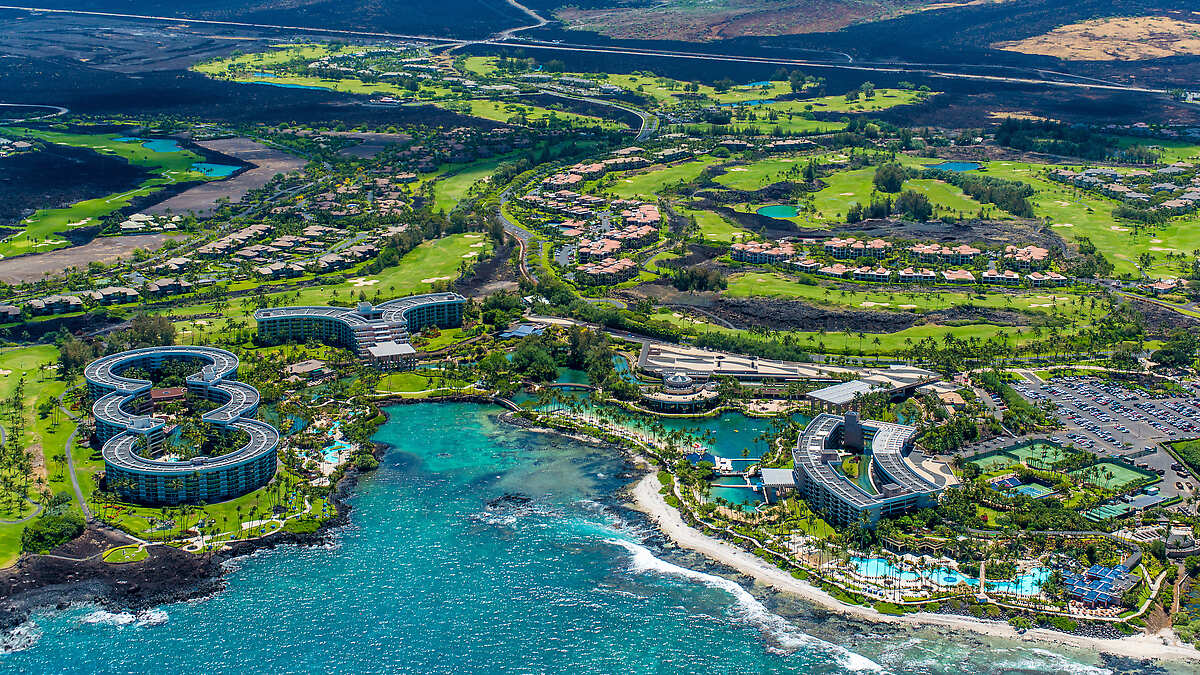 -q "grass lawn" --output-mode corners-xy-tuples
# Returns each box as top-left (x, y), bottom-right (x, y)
(678, 207), (750, 243)
(432, 158), (505, 213)
(460, 56), (498, 77)
(601, 74), (794, 105)
(982, 160), (1200, 278)
(377, 371), (470, 394)
(714, 157), (813, 190)
(193, 43), (457, 101)
(0, 129), (218, 257)
(725, 272), (1101, 319)
(439, 100), (622, 130)
(602, 159), (713, 200)
(810, 166), (984, 223)
(102, 544), (148, 564)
